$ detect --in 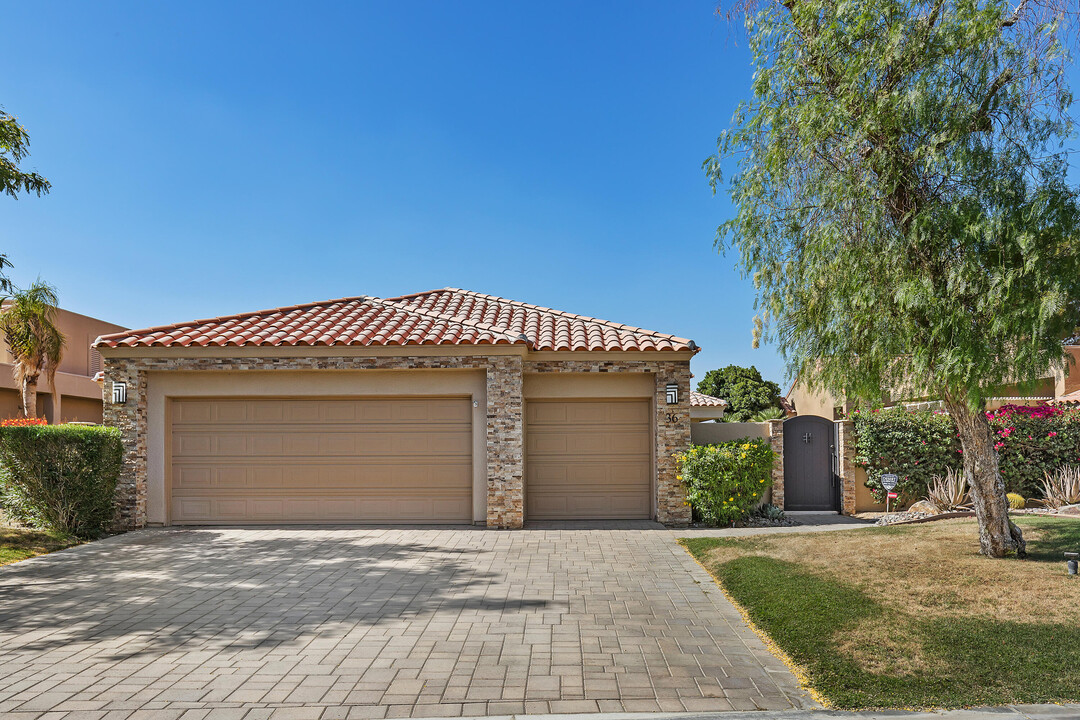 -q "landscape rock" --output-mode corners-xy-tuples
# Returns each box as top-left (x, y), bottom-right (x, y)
(908, 500), (943, 515)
